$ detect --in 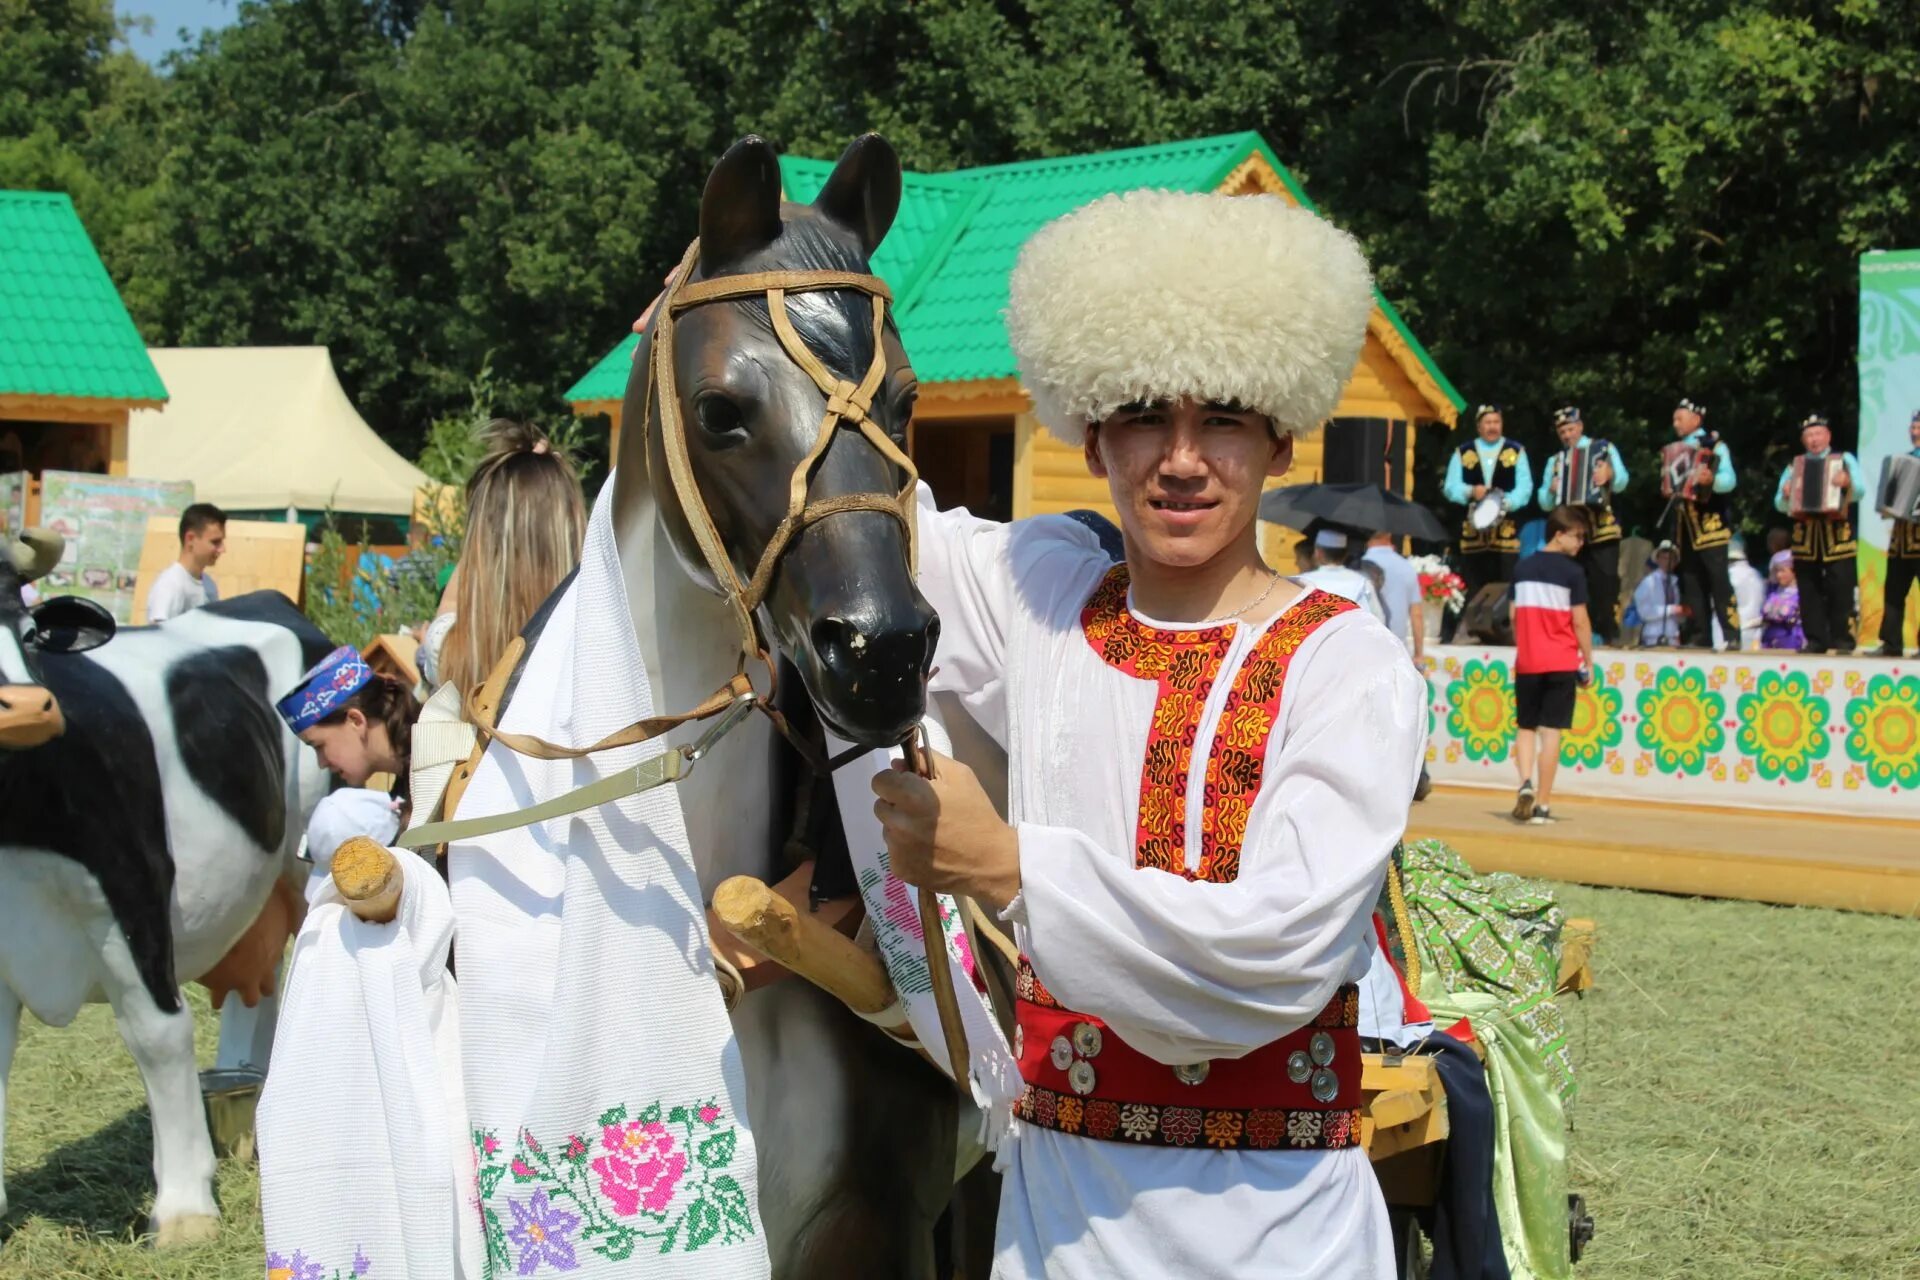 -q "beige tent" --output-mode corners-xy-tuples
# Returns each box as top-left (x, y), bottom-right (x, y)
(128, 347), (427, 516)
